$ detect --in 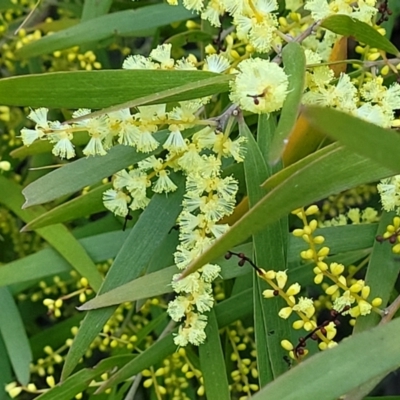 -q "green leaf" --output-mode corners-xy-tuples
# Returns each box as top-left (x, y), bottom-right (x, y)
(81, 0), (112, 20)
(16, 4), (193, 58)
(304, 106), (400, 172)
(240, 117), (290, 382)
(251, 317), (400, 400)
(0, 70), (230, 109)
(199, 309), (230, 400)
(321, 15), (399, 56)
(96, 288), (254, 392)
(0, 176), (103, 291)
(0, 287), (32, 385)
(354, 212), (399, 334)
(22, 135), (168, 207)
(34, 355), (135, 400)
(22, 184), (110, 231)
(0, 334), (13, 400)
(61, 180), (185, 380)
(0, 230), (130, 288)
(268, 42), (306, 165)
(181, 143), (398, 277)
